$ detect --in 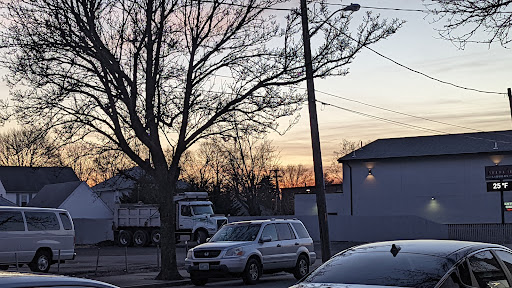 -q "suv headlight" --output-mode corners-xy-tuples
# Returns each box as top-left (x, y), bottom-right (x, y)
(187, 249), (193, 259)
(224, 247), (244, 257)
